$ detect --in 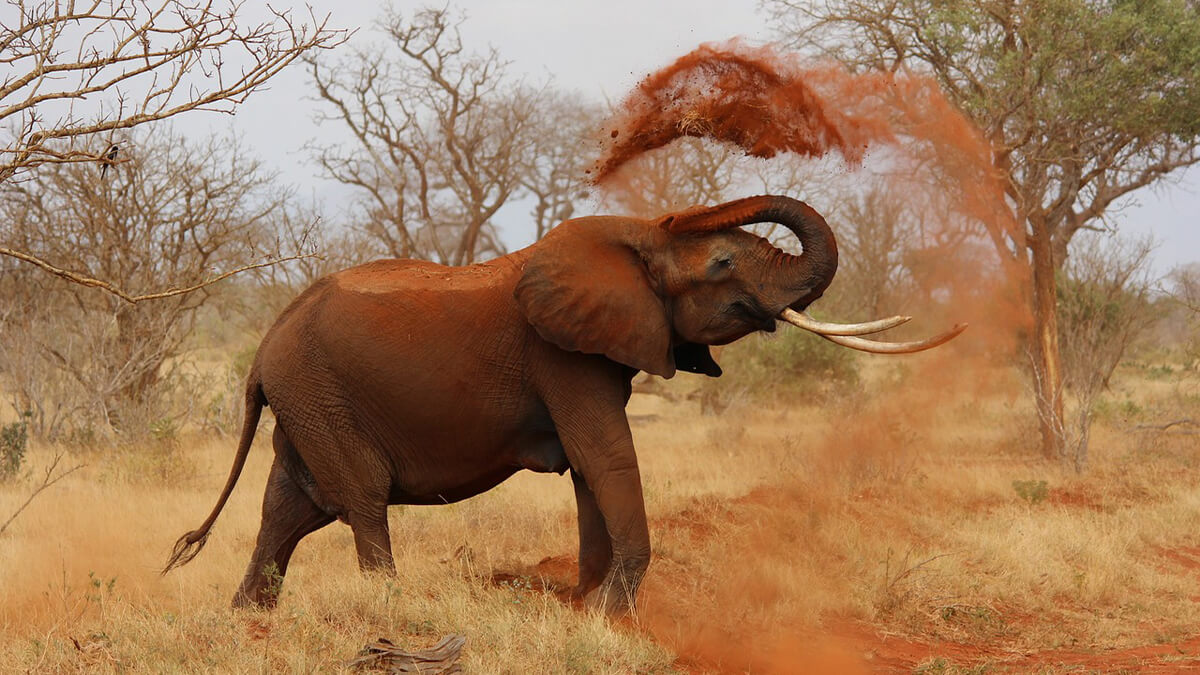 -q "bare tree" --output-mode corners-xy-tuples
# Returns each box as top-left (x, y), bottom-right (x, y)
(819, 184), (917, 319)
(308, 5), (544, 265)
(1, 0), (345, 179)
(1167, 262), (1200, 368)
(1170, 263), (1200, 315)
(240, 199), (373, 325)
(1057, 233), (1159, 471)
(598, 136), (741, 218)
(523, 91), (604, 240)
(0, 0), (345, 298)
(0, 128), (293, 436)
